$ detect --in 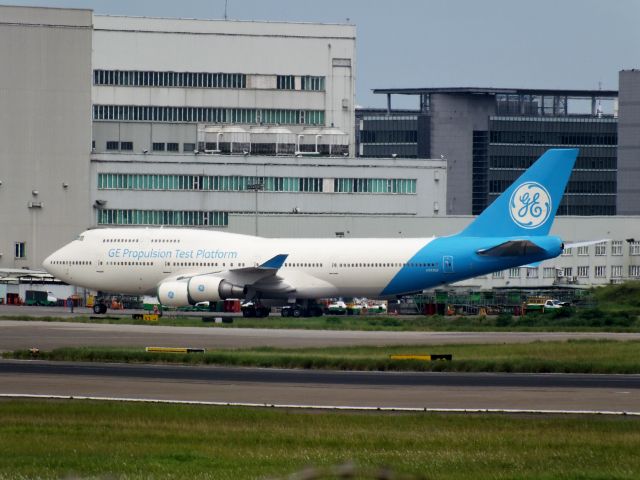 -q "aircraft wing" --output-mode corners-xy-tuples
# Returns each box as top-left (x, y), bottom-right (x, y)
(171, 254), (294, 296)
(158, 254), (296, 303)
